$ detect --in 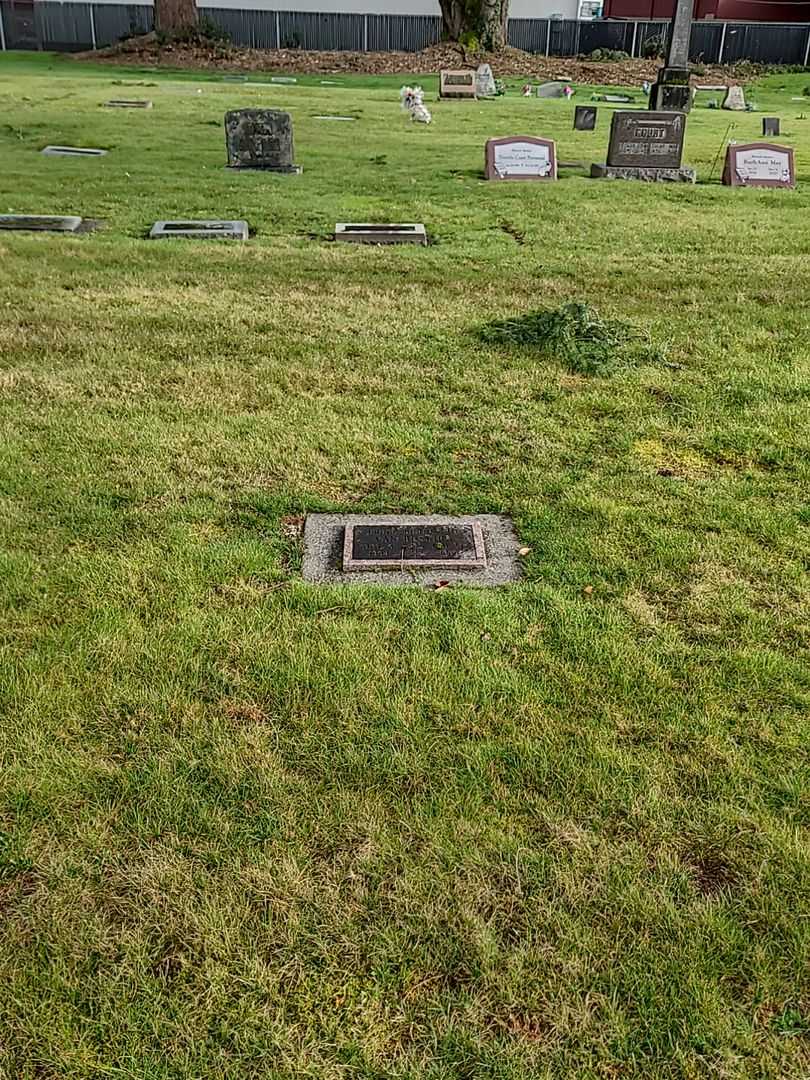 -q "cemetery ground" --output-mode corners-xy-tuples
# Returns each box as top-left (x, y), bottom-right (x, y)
(1, 50), (809, 1080)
